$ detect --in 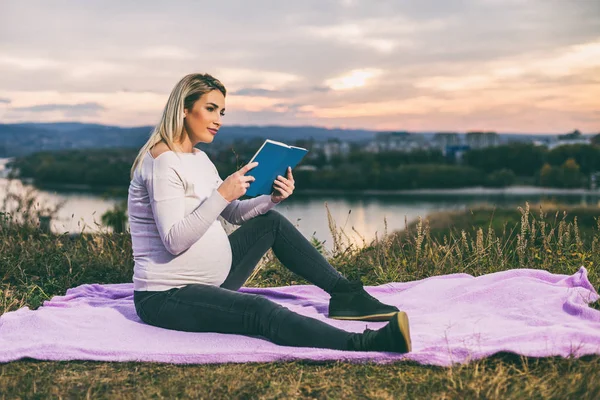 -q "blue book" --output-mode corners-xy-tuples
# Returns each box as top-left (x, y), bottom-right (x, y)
(244, 139), (309, 197)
